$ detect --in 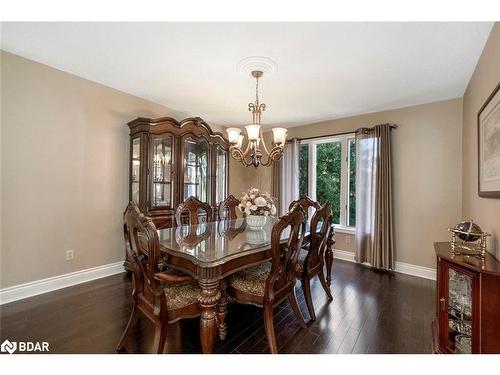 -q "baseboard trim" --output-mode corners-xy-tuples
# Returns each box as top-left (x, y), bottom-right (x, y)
(333, 249), (436, 280)
(0, 261), (125, 305)
(394, 261), (436, 281)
